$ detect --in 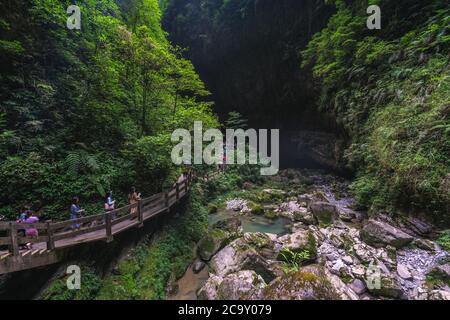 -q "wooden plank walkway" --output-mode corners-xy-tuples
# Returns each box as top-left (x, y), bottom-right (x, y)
(0, 172), (195, 274)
